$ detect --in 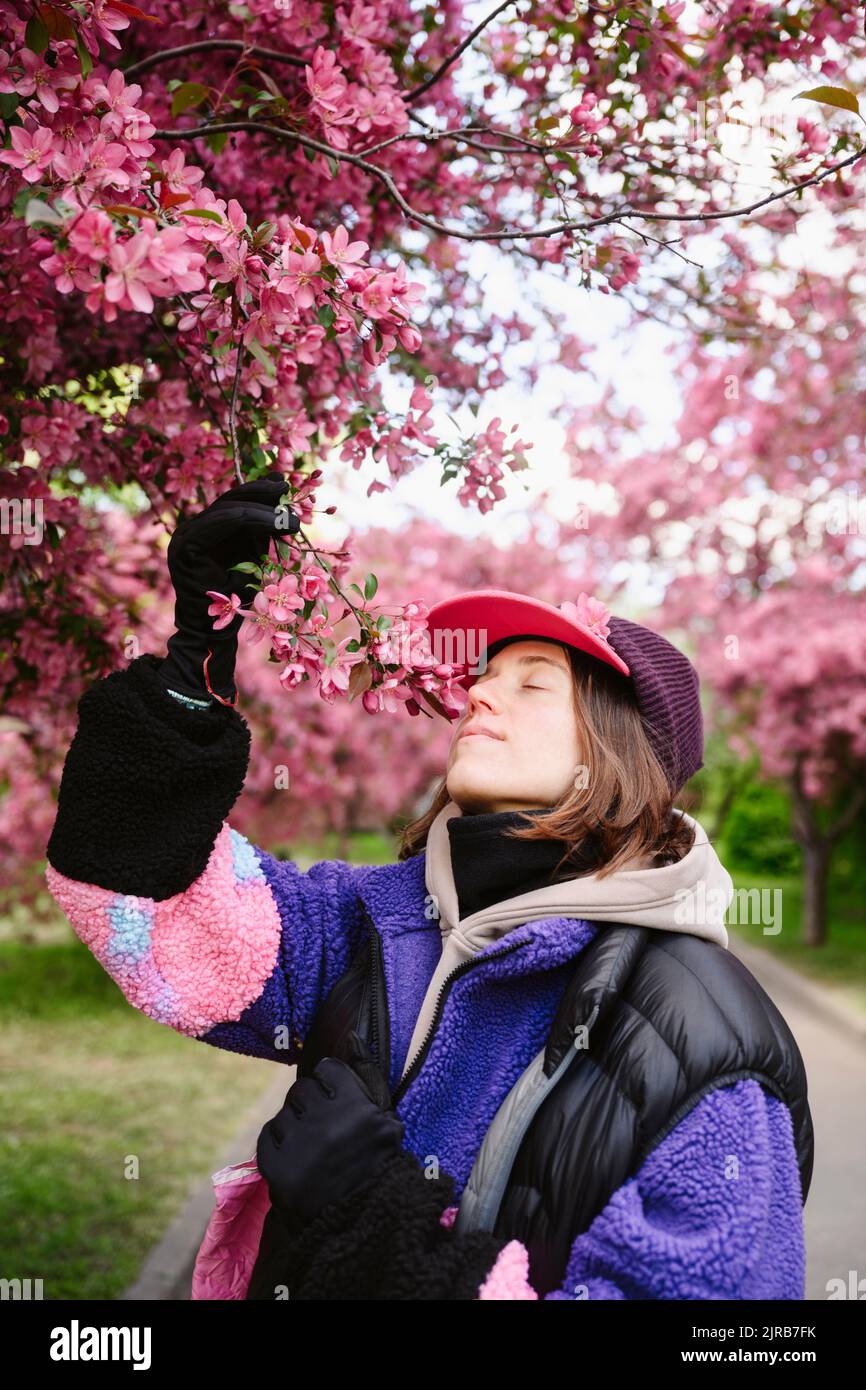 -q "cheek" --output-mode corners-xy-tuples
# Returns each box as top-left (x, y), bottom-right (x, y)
(527, 708), (580, 761)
